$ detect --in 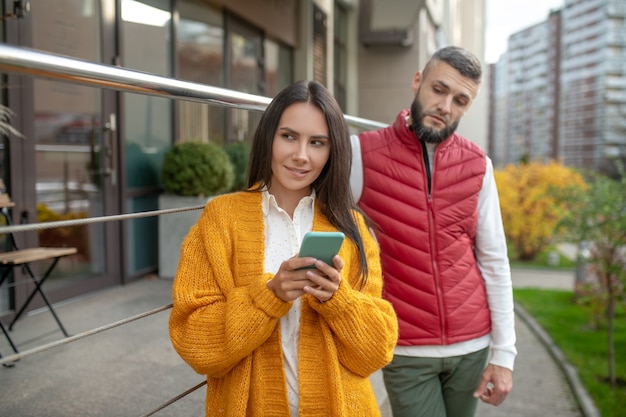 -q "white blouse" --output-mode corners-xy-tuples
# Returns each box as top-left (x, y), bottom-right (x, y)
(262, 189), (315, 416)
